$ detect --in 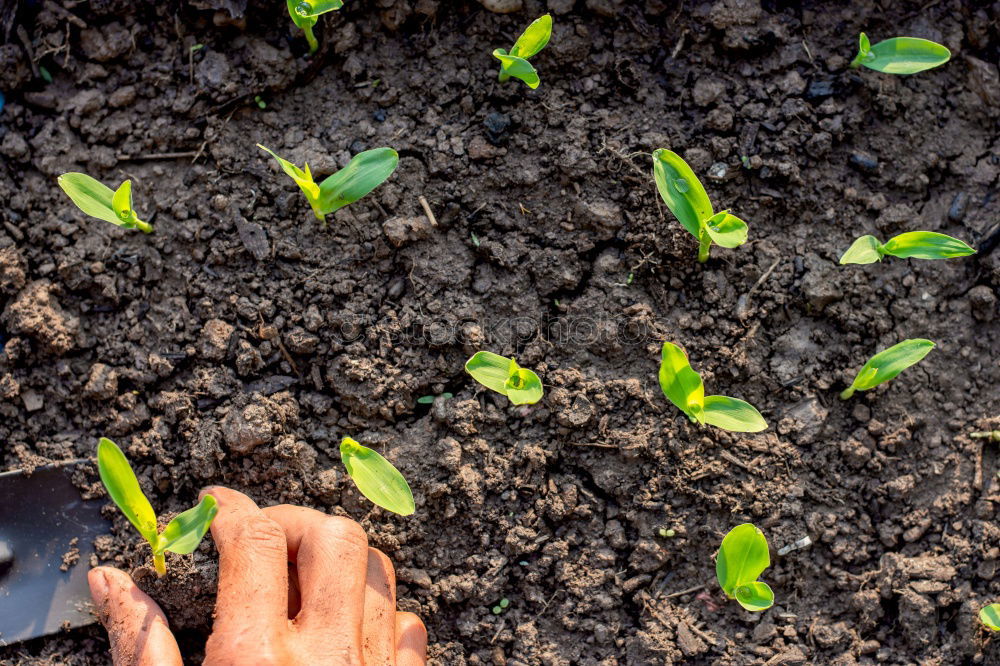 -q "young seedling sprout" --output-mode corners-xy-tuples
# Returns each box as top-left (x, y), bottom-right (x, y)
(286, 0), (343, 54)
(850, 32), (950, 74)
(658, 342), (767, 432)
(340, 437), (415, 516)
(465, 351), (544, 405)
(980, 604), (1000, 631)
(97, 437), (217, 576)
(652, 149), (749, 263)
(716, 523), (774, 612)
(58, 173), (152, 233)
(493, 14), (552, 90)
(258, 144), (398, 224)
(840, 338), (935, 399)
(839, 231), (975, 265)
